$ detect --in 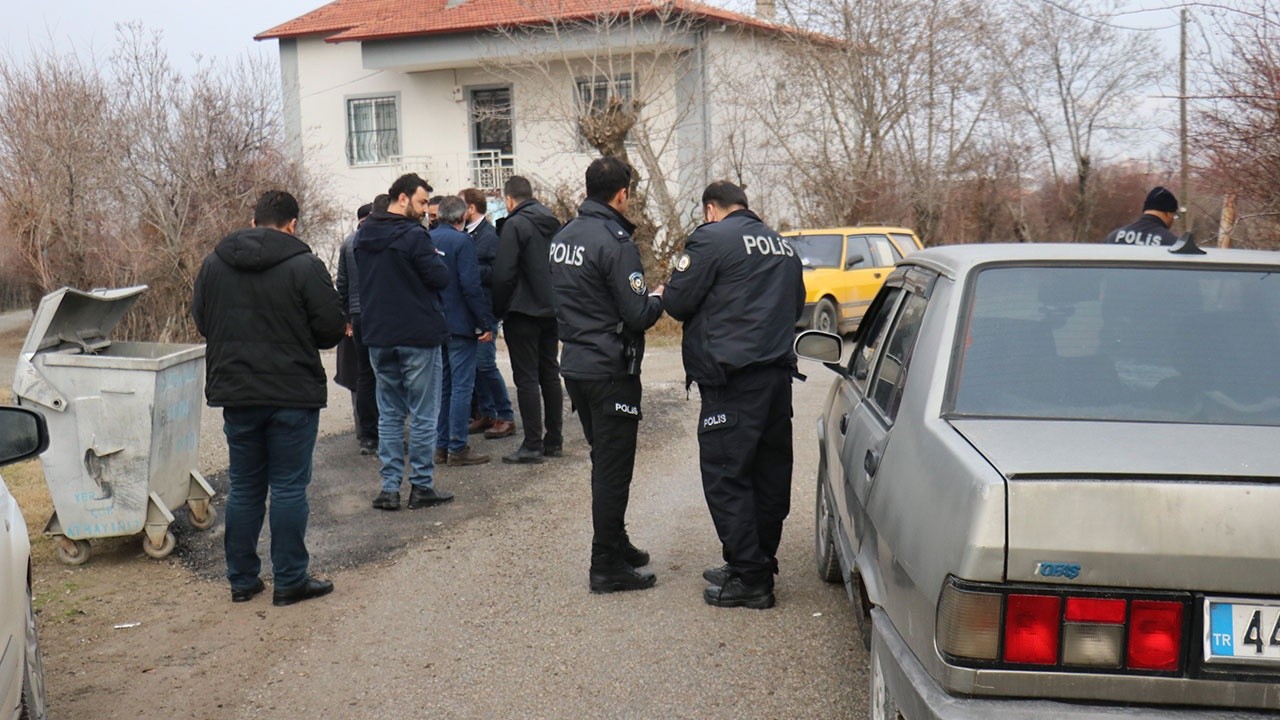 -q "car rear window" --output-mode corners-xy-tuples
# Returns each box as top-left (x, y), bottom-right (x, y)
(890, 233), (919, 257)
(951, 265), (1280, 426)
(790, 234), (842, 269)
